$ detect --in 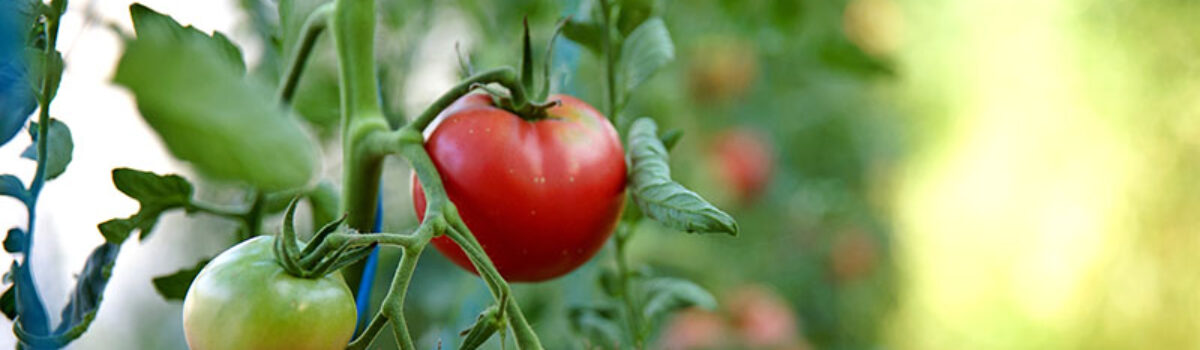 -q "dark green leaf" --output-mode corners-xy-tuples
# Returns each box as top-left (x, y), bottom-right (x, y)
(562, 19), (604, 54)
(618, 18), (673, 97)
(22, 119), (73, 179)
(0, 174), (29, 204)
(637, 277), (716, 321)
(0, 285), (14, 320)
(598, 266), (621, 298)
(53, 242), (121, 344)
(627, 118), (738, 235)
(659, 128), (683, 152)
(116, 4), (318, 191)
(4, 228), (25, 253)
(102, 168), (194, 242)
(152, 259), (208, 301)
(616, 0), (655, 36)
(567, 305), (622, 348)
